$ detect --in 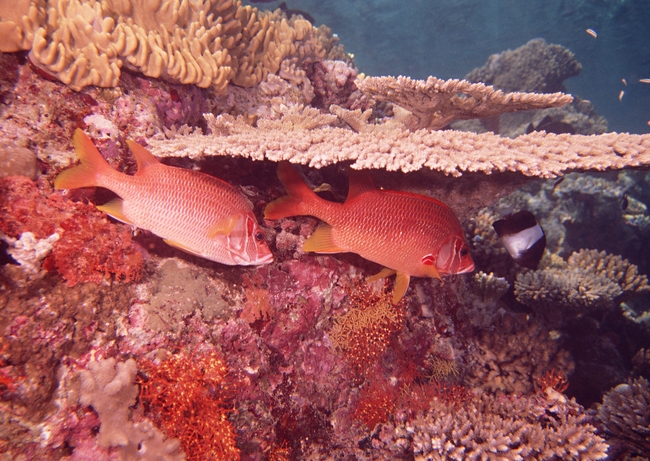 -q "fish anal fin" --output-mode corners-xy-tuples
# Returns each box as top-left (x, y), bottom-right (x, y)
(126, 140), (160, 173)
(392, 272), (411, 304)
(207, 214), (239, 238)
(367, 267), (396, 282)
(303, 224), (345, 253)
(346, 170), (376, 201)
(96, 198), (134, 225)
